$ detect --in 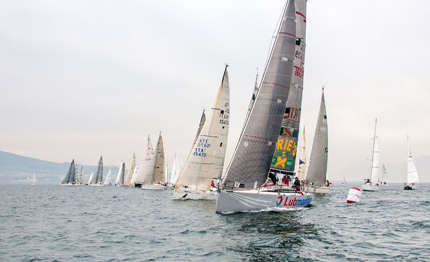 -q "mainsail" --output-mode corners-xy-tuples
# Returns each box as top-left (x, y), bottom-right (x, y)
(104, 169), (112, 185)
(297, 127), (306, 181)
(90, 156), (103, 184)
(153, 133), (165, 183)
(123, 153), (136, 186)
(176, 66), (230, 191)
(306, 89), (328, 187)
(131, 136), (155, 186)
(370, 119), (380, 185)
(222, 0), (297, 190)
(78, 167), (83, 184)
(270, 0), (307, 174)
(381, 164), (388, 184)
(61, 159), (76, 184)
(88, 172), (94, 184)
(407, 135), (419, 184)
(115, 161), (125, 186)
